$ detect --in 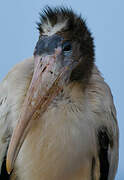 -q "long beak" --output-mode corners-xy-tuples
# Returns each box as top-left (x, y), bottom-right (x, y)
(6, 50), (69, 174)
